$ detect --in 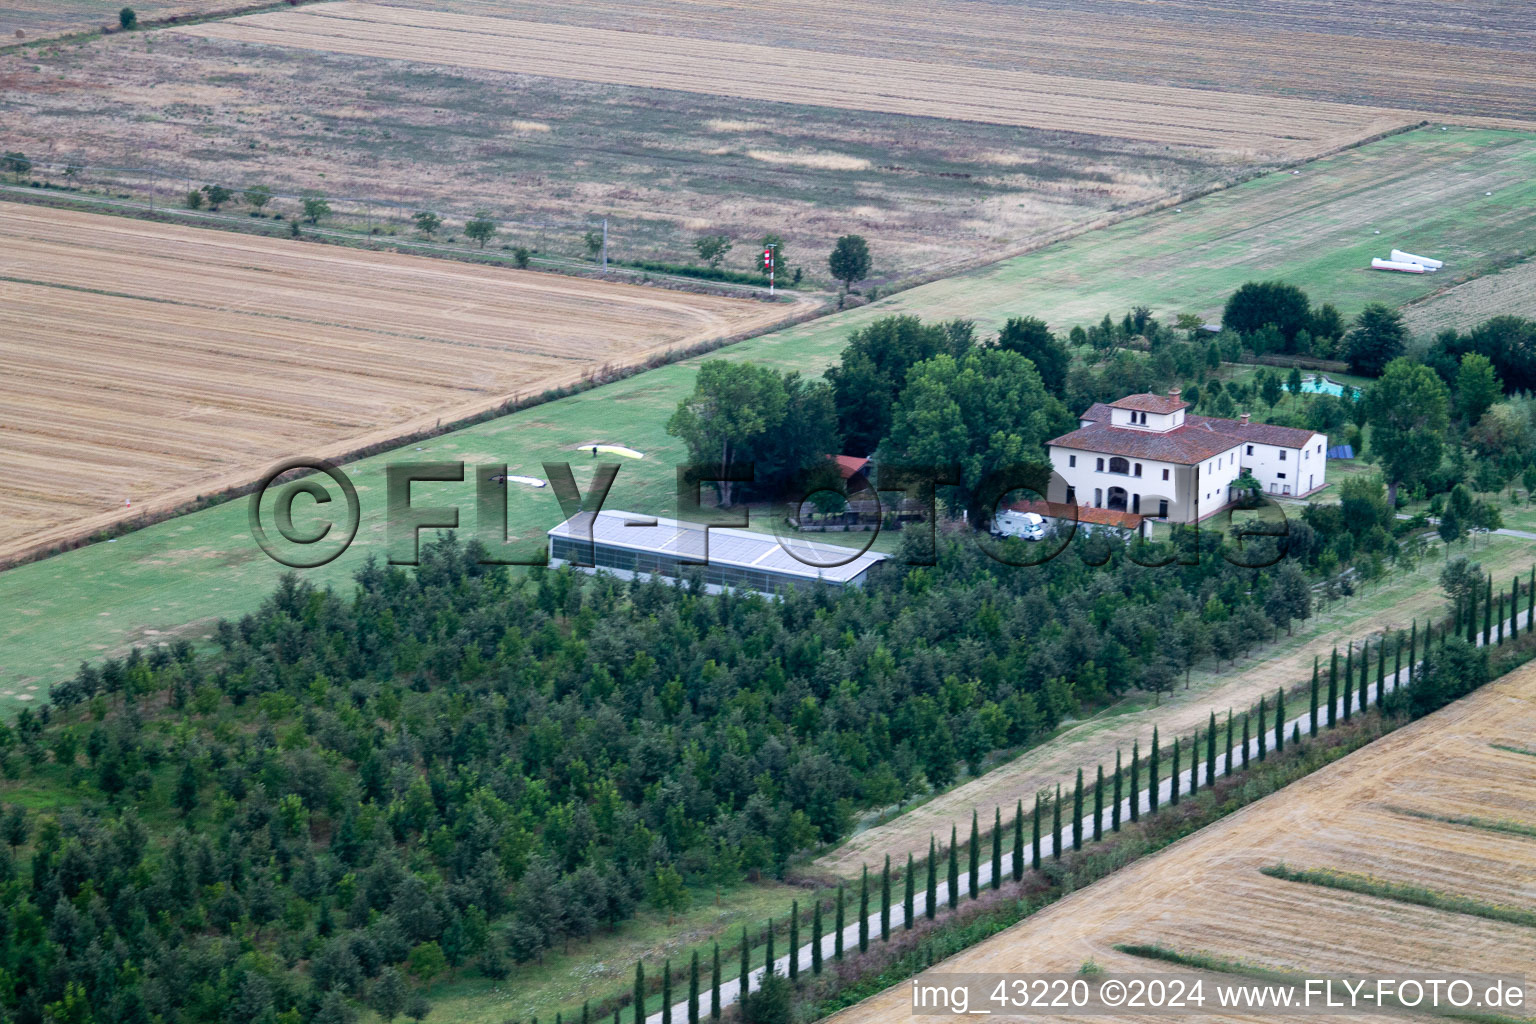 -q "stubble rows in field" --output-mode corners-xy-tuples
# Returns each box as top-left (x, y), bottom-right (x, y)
(428, 0), (1536, 123)
(1402, 257), (1536, 334)
(827, 661), (1536, 1024)
(175, 2), (1408, 160)
(0, 202), (795, 561)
